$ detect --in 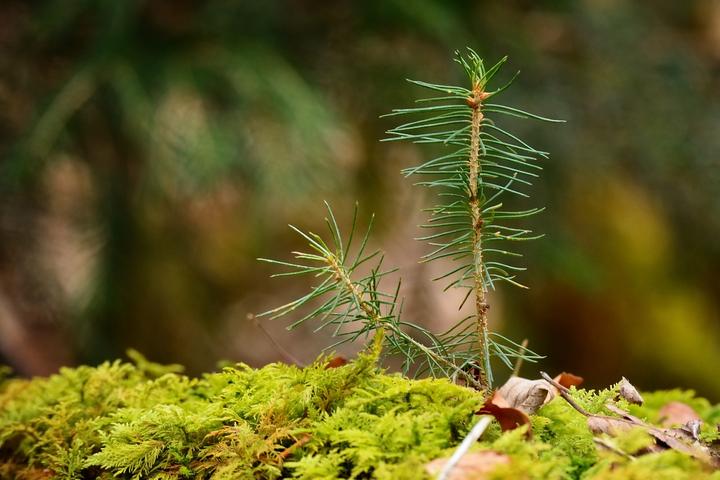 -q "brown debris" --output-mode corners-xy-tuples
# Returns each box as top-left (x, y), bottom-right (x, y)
(477, 391), (533, 438)
(493, 371), (583, 416)
(324, 356), (348, 369)
(279, 434), (312, 461)
(659, 401), (702, 427)
(554, 372), (584, 389)
(617, 377), (644, 405)
(497, 376), (554, 415)
(425, 451), (510, 480)
(540, 372), (720, 469)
